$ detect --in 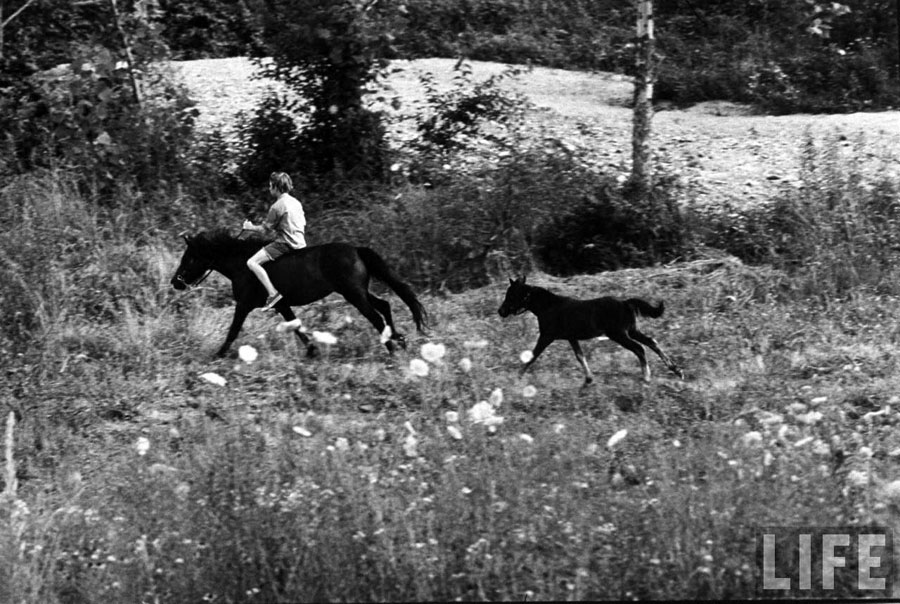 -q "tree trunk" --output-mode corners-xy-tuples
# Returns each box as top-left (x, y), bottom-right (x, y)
(631, 0), (655, 198)
(109, 0), (142, 107)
